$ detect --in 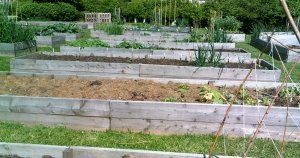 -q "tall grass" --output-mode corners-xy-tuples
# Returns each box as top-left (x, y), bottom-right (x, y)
(0, 16), (35, 43)
(105, 23), (124, 35)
